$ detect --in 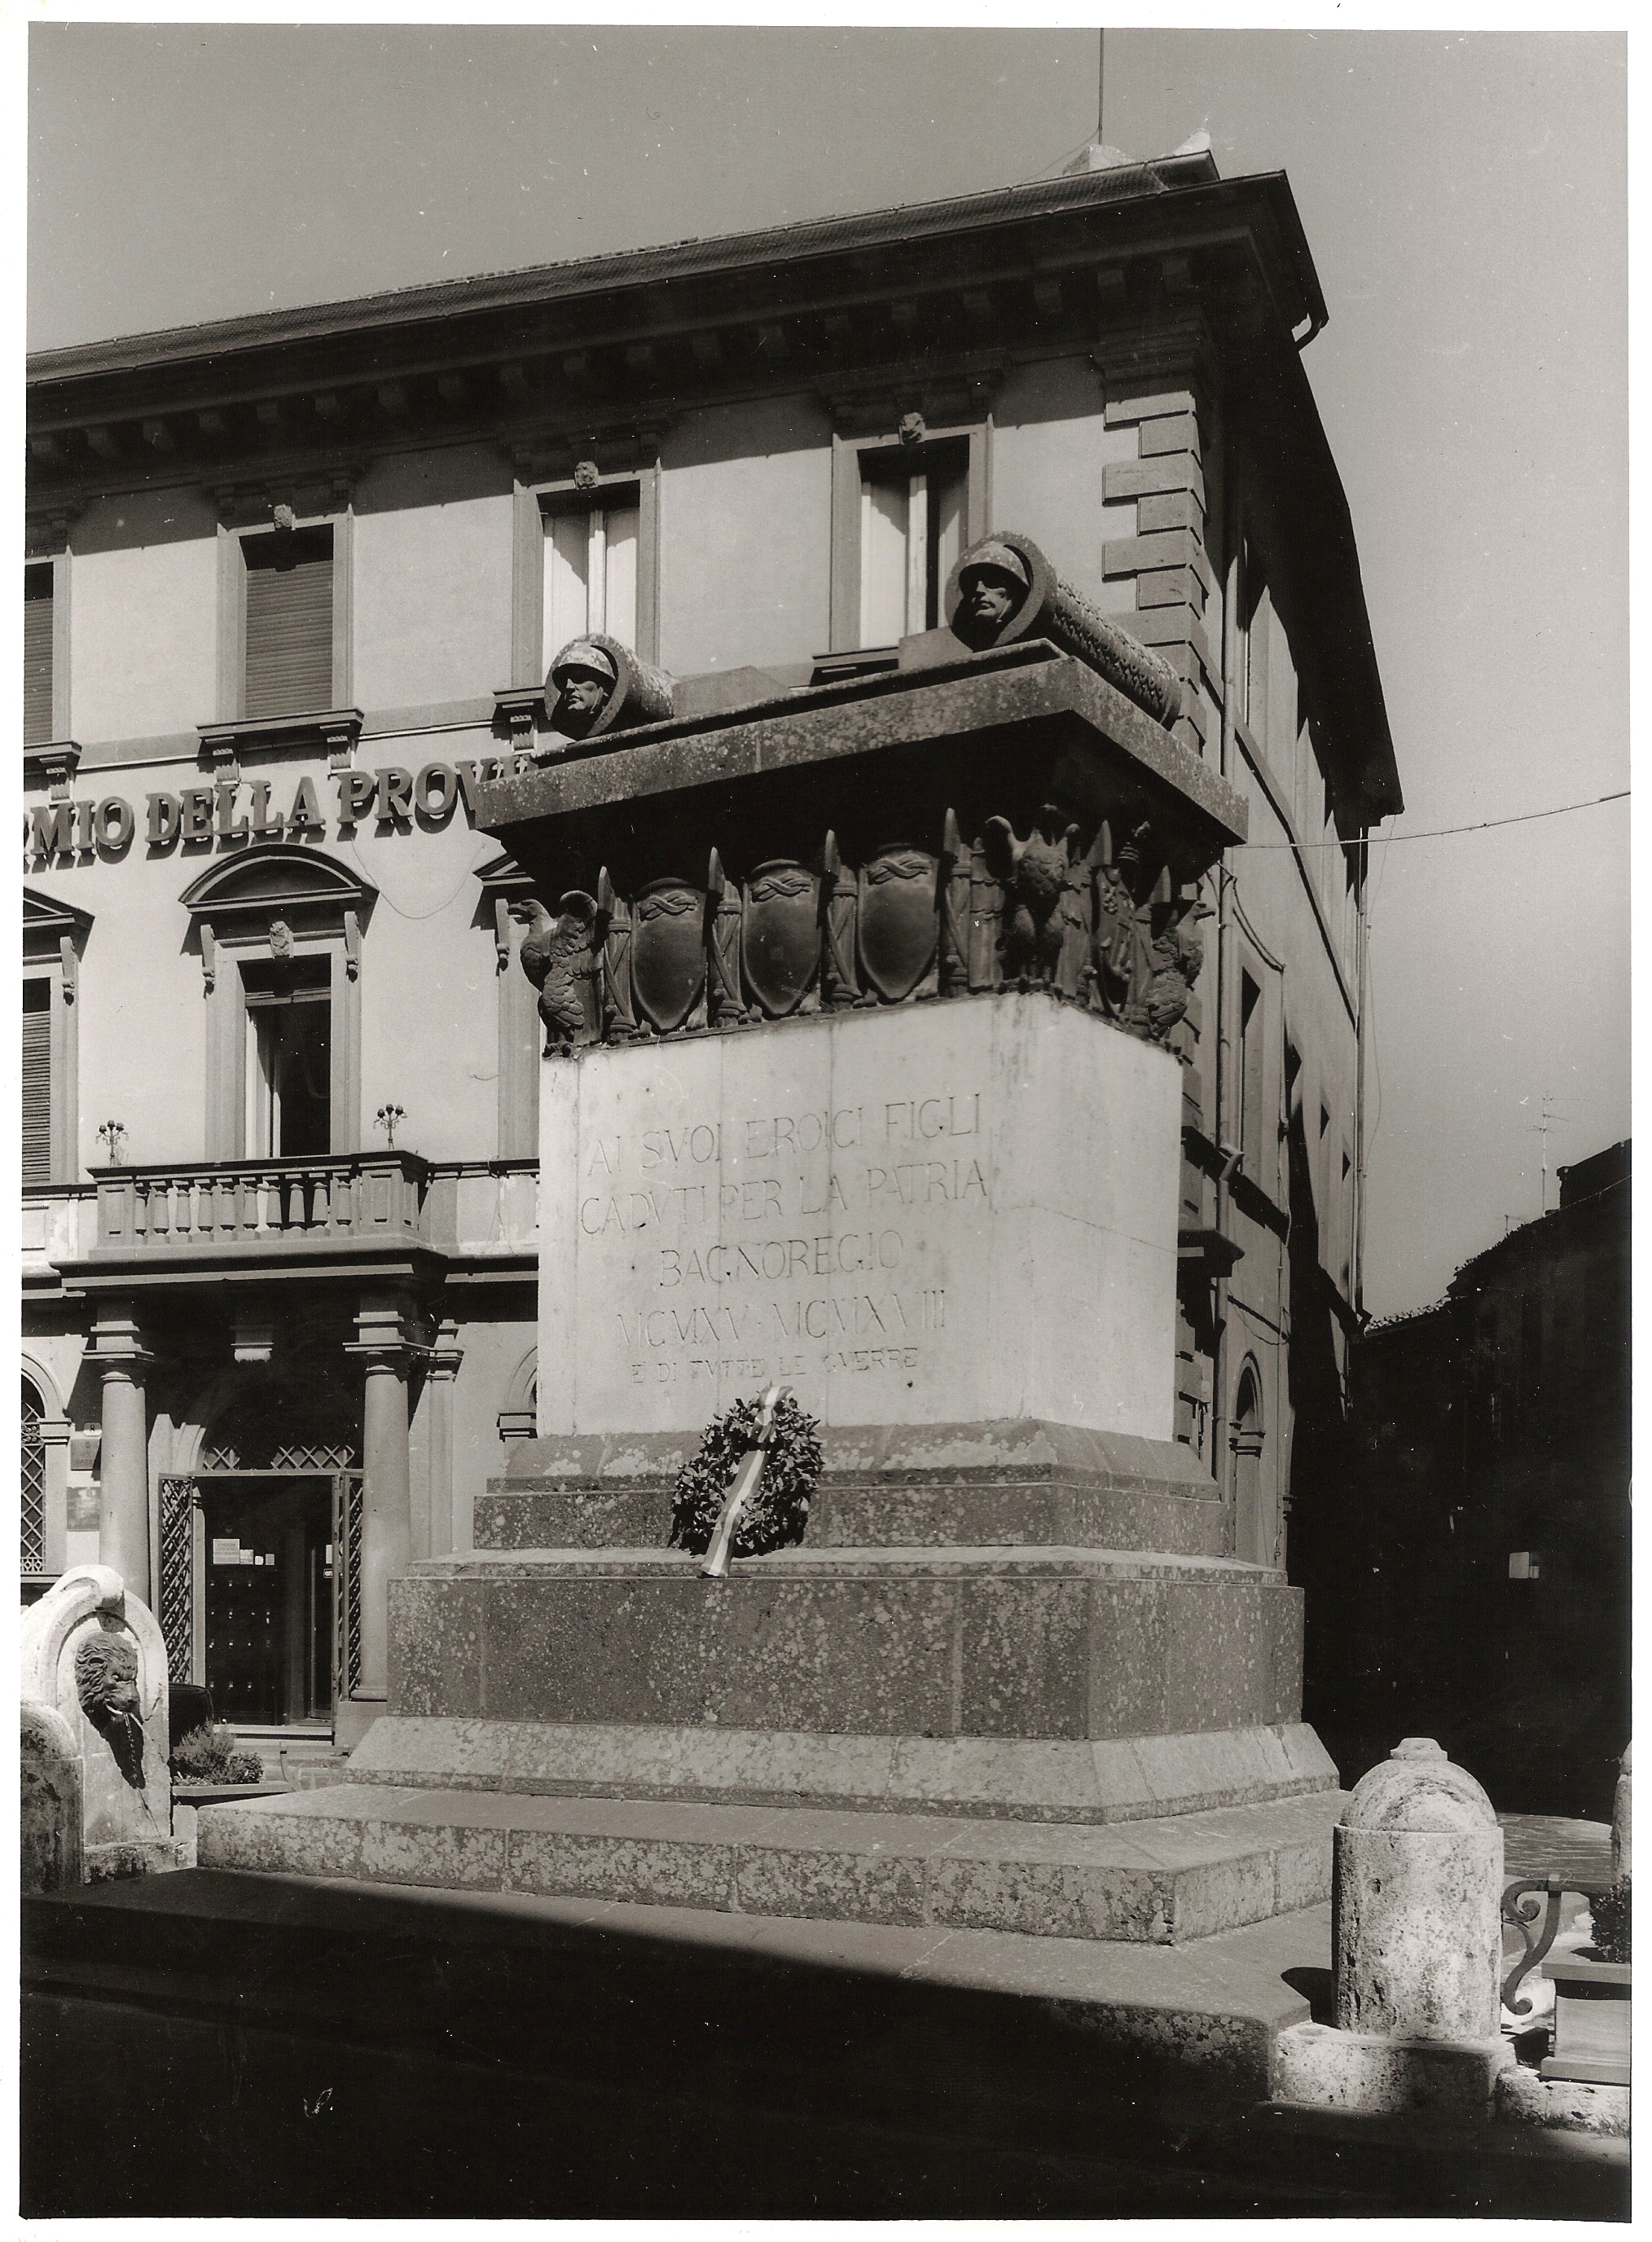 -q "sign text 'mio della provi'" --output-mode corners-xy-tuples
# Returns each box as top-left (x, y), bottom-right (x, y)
(24, 760), (508, 864)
